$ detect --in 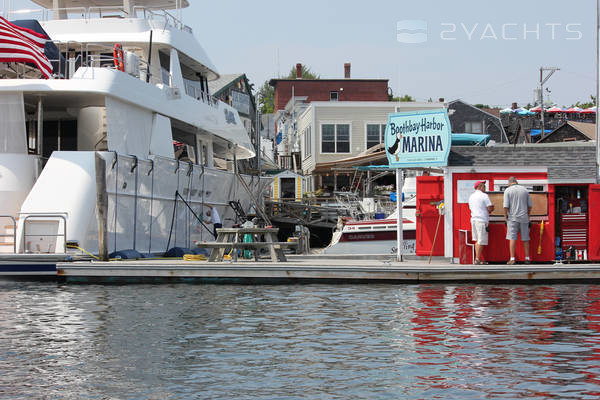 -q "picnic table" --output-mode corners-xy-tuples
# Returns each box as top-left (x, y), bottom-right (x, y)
(200, 227), (290, 262)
